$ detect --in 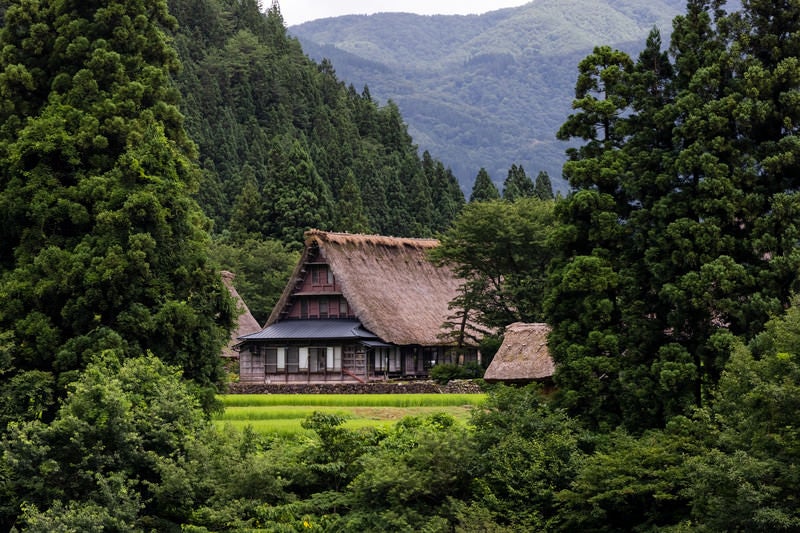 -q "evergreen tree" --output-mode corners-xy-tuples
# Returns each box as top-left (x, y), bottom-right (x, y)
(547, 0), (800, 430)
(469, 168), (500, 202)
(261, 137), (334, 245)
(502, 164), (535, 201)
(0, 0), (234, 422)
(534, 170), (555, 200)
(228, 169), (265, 239)
(167, 0), (462, 242)
(423, 150), (465, 232)
(546, 44), (636, 428)
(334, 170), (371, 233)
